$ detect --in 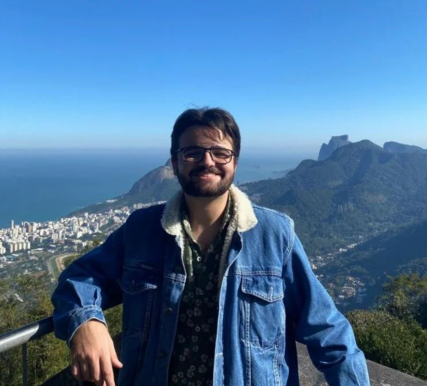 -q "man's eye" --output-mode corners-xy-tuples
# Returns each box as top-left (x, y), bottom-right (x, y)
(212, 150), (230, 158)
(185, 150), (203, 158)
